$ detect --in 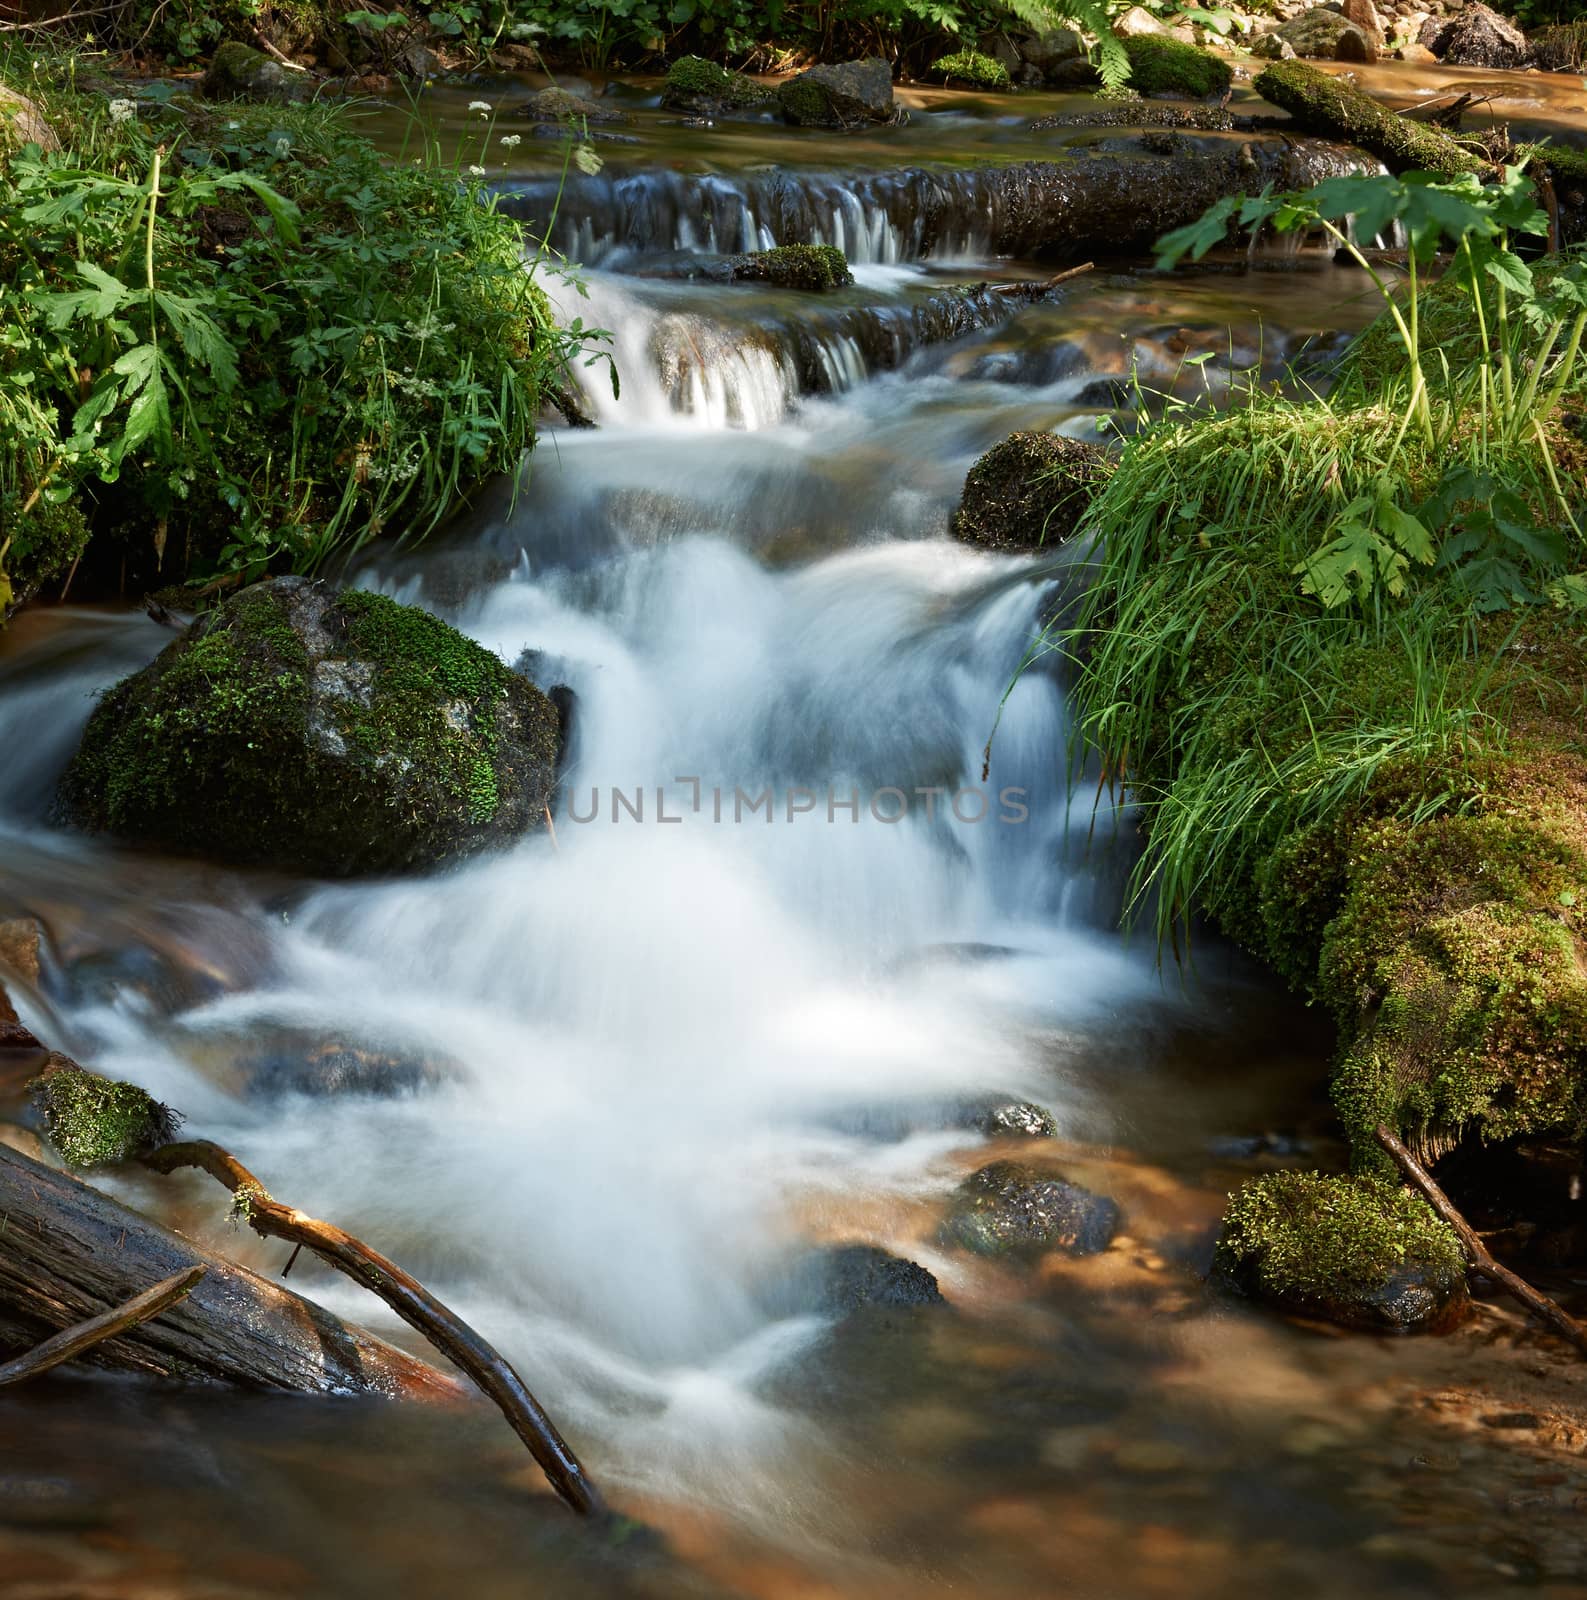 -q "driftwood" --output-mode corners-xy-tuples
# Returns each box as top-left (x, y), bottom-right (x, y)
(143, 1138), (606, 1518)
(991, 260), (1095, 298)
(0, 1143), (465, 1398)
(0, 1265), (204, 1385)
(1375, 1124), (1587, 1359)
